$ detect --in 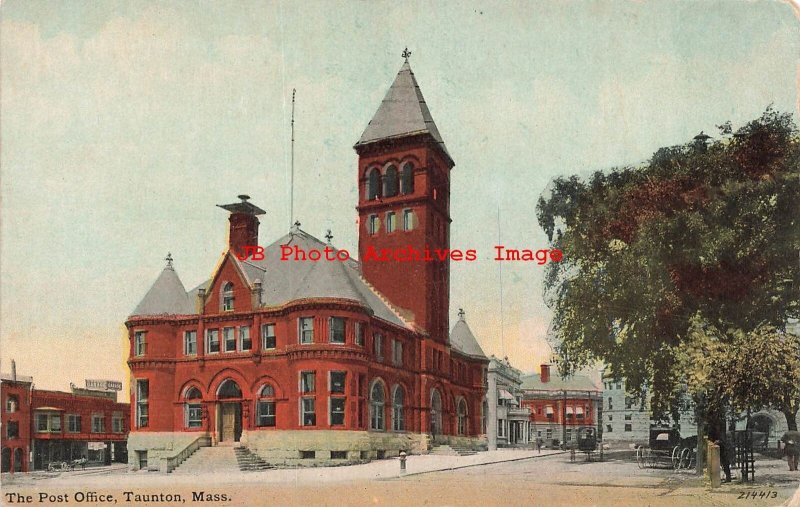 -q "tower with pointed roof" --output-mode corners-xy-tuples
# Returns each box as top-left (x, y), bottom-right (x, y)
(355, 54), (453, 344)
